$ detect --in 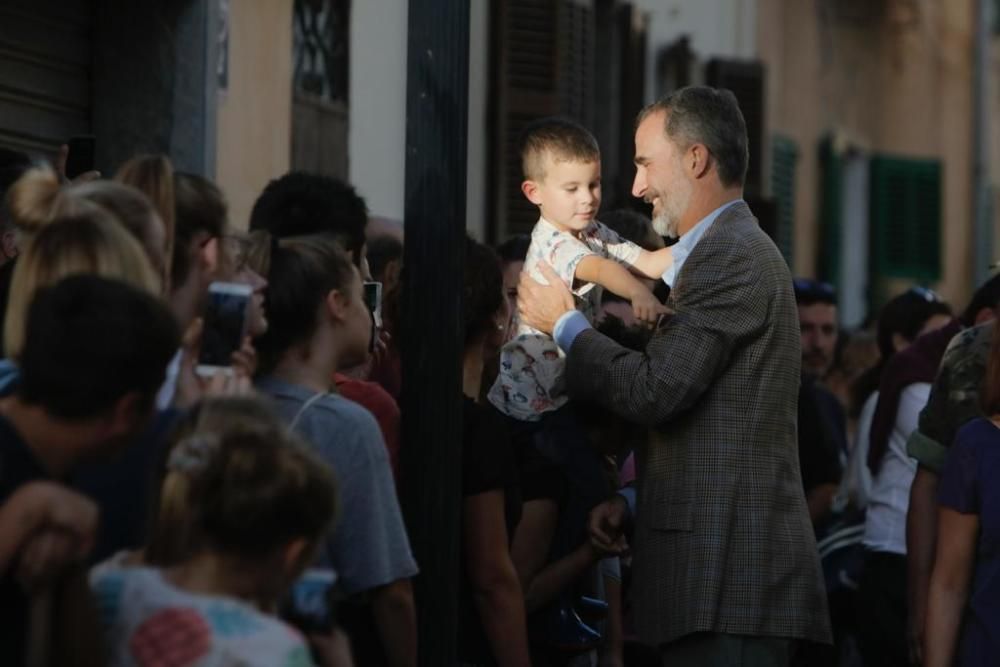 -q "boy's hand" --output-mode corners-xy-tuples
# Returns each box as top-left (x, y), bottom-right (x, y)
(630, 288), (668, 324)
